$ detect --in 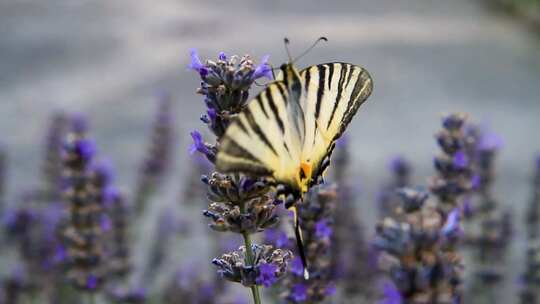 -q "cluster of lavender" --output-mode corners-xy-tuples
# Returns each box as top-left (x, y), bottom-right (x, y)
(377, 156), (413, 219)
(133, 95), (174, 215)
(521, 156), (540, 303)
(461, 124), (512, 301)
(280, 185), (337, 303)
(0, 113), (73, 303)
(105, 189), (131, 281)
(329, 138), (378, 301)
(429, 113), (474, 215)
(188, 50), (292, 303)
(375, 114), (476, 303)
(60, 116), (111, 291)
(374, 188), (462, 303)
